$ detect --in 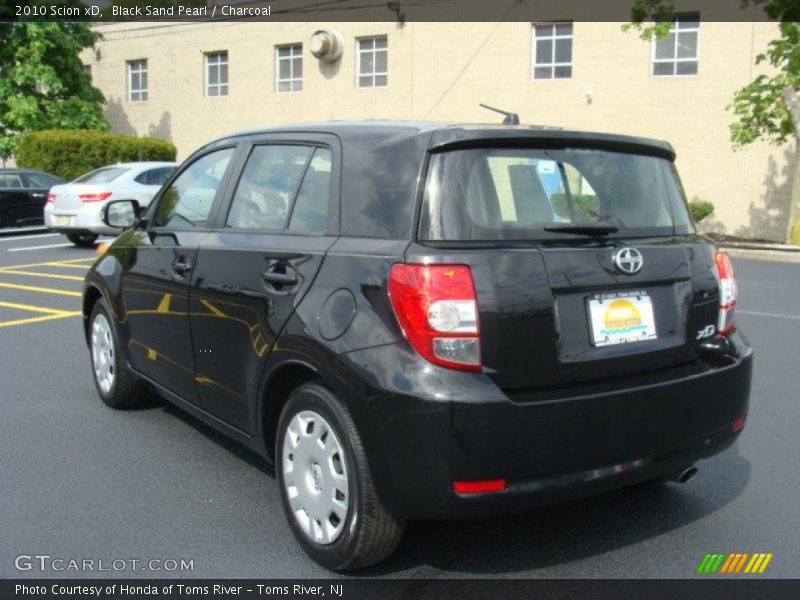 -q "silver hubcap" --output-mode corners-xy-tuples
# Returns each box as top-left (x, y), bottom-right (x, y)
(282, 410), (349, 545)
(91, 313), (115, 394)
